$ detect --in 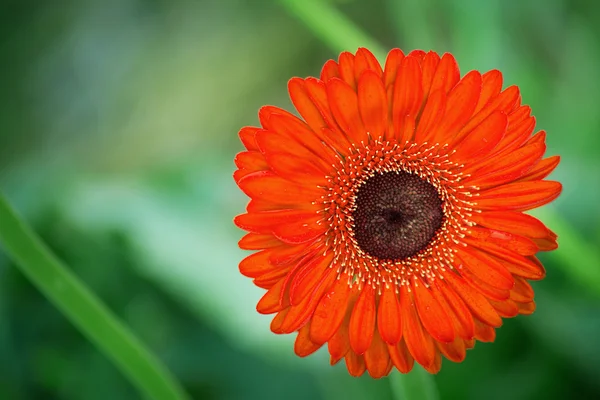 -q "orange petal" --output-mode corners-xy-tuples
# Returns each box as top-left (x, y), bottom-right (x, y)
(451, 111), (506, 165)
(431, 70), (483, 145)
(388, 339), (415, 373)
(507, 104), (533, 128)
(517, 156), (560, 182)
(238, 248), (279, 278)
(288, 78), (327, 134)
(413, 277), (455, 343)
(510, 276), (534, 303)
(234, 209), (318, 234)
(253, 266), (291, 289)
(433, 279), (475, 340)
(533, 235), (558, 251)
(524, 130), (546, 146)
(255, 129), (318, 163)
(464, 338), (475, 349)
(400, 285), (436, 368)
(238, 126), (260, 151)
(475, 181), (562, 211)
(289, 252), (334, 305)
(459, 85), (520, 138)
(358, 70), (388, 140)
(429, 53), (460, 95)
(473, 319), (496, 342)
(257, 277), (288, 314)
(493, 114), (536, 155)
(345, 351), (366, 377)
(461, 111), (533, 171)
(460, 266), (510, 301)
(437, 338), (466, 363)
(294, 322), (323, 357)
(415, 89), (446, 143)
(467, 226), (539, 256)
(234, 151), (269, 178)
(392, 56), (423, 134)
(319, 127), (353, 157)
(320, 59), (340, 81)
(326, 78), (368, 143)
(477, 243), (546, 280)
(475, 70), (503, 114)
(258, 105), (297, 130)
(304, 78), (346, 136)
(280, 267), (336, 333)
(385, 85), (396, 141)
(328, 321), (351, 364)
(383, 48), (406, 88)
(364, 329), (392, 378)
(238, 171), (323, 205)
(384, 359), (394, 376)
(470, 211), (551, 239)
(238, 233), (282, 250)
(423, 351), (442, 374)
(272, 219), (325, 245)
(267, 113), (336, 166)
(233, 170), (253, 186)
(354, 47), (383, 78)
(338, 51), (357, 89)
(443, 271), (502, 327)
(265, 152), (328, 186)
(257, 250), (306, 291)
(420, 51), (441, 100)
(268, 241), (312, 265)
(310, 279), (352, 345)
(464, 142), (546, 188)
(408, 49), (426, 60)
(270, 308), (289, 334)
(516, 300), (536, 315)
(349, 284), (376, 355)
(489, 298), (519, 318)
(377, 286), (402, 345)
(456, 246), (514, 290)
(397, 114), (416, 143)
